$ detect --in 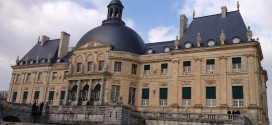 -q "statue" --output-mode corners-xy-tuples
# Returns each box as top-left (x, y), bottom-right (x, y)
(193, 10), (195, 18)
(196, 32), (202, 47)
(16, 56), (19, 65)
(175, 36), (179, 49)
(220, 30), (226, 45)
(237, 1), (240, 11)
(48, 52), (51, 63)
(25, 56), (29, 64)
(246, 26), (252, 41)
